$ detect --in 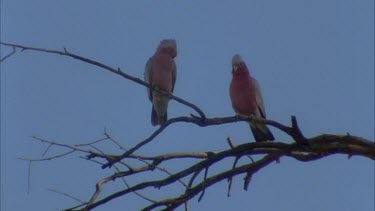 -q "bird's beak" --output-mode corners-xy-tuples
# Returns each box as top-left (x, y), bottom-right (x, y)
(232, 64), (239, 72)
